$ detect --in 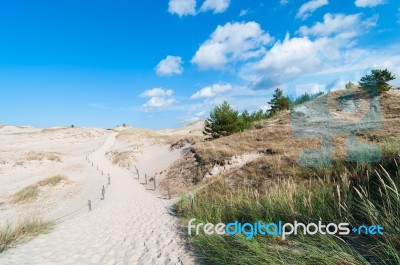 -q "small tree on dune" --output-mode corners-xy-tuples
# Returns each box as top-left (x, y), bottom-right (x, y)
(203, 101), (243, 139)
(359, 69), (395, 94)
(267, 88), (290, 117)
